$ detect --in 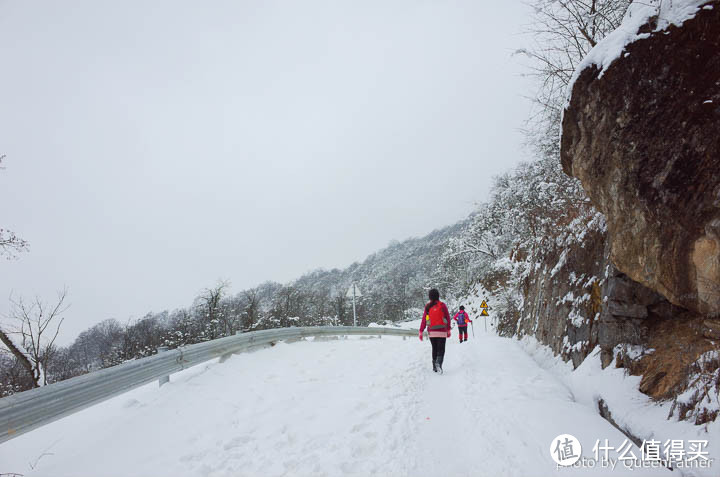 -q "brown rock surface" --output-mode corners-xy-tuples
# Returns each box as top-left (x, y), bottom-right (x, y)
(703, 319), (720, 340)
(561, 2), (720, 317)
